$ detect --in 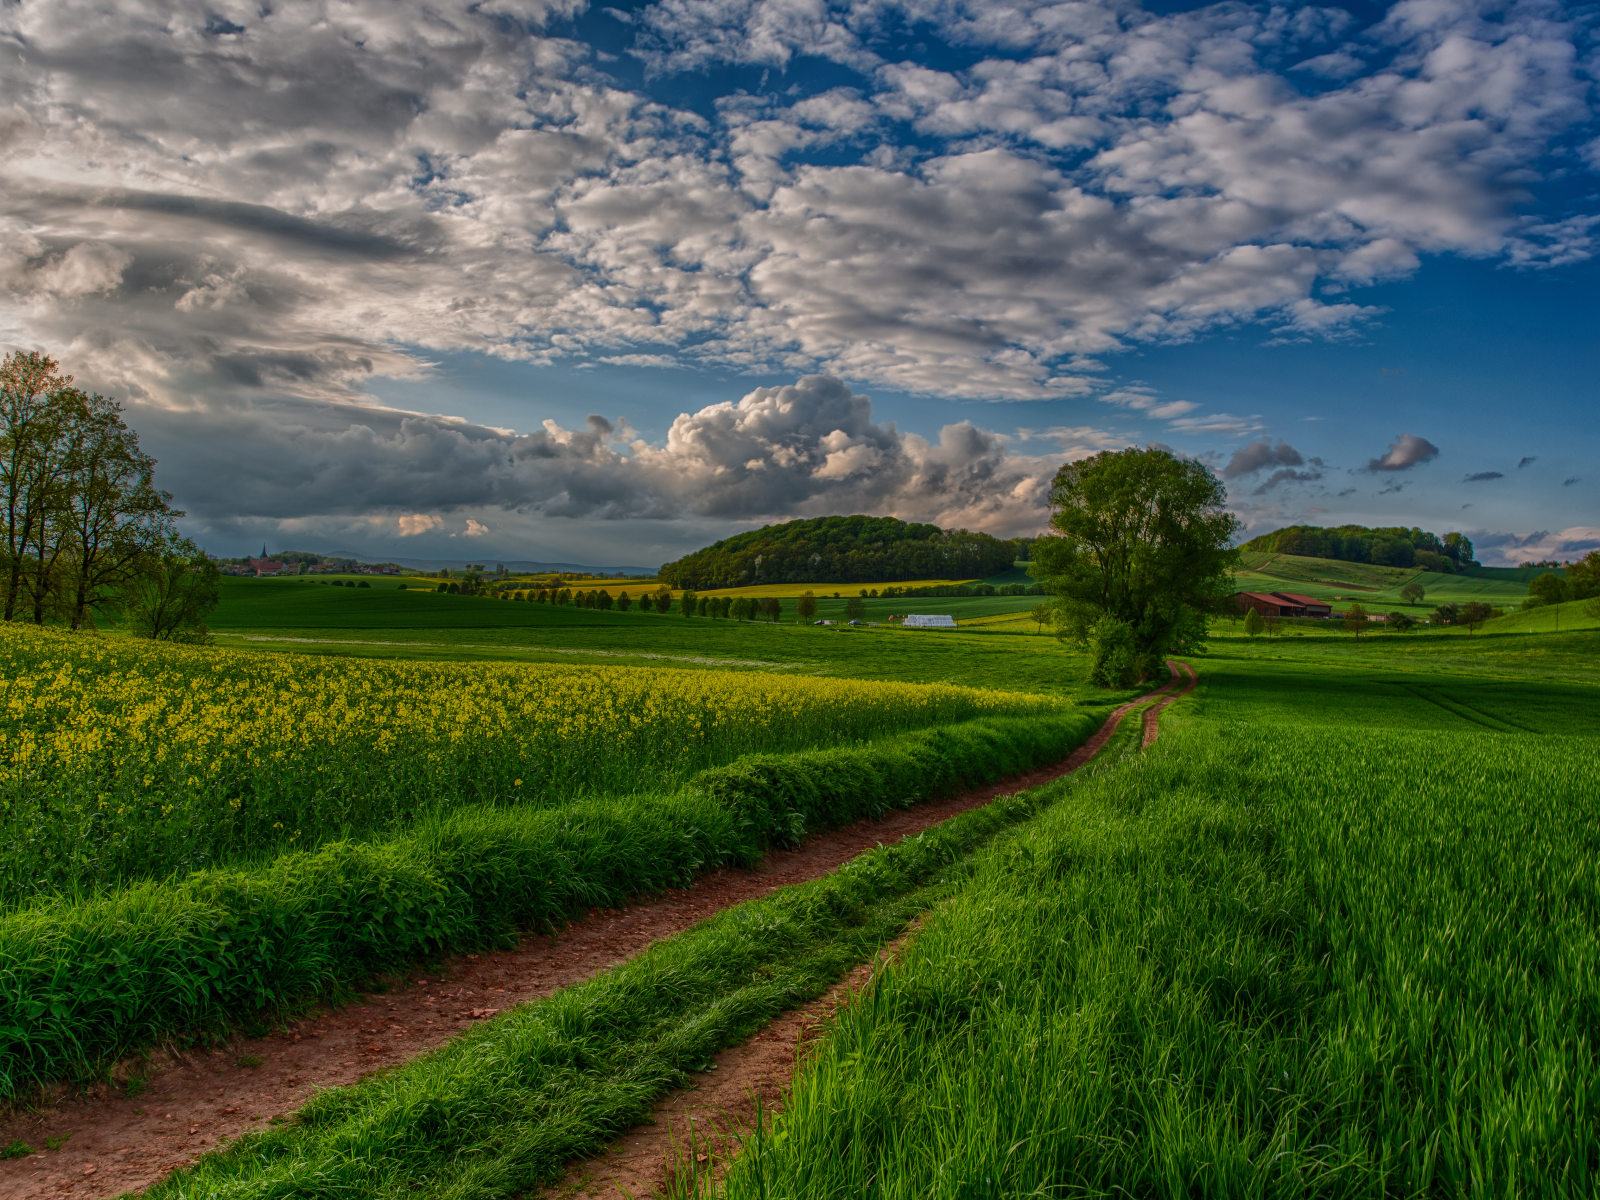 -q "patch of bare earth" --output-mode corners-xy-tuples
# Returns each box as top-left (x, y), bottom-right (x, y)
(0, 669), (1188, 1200)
